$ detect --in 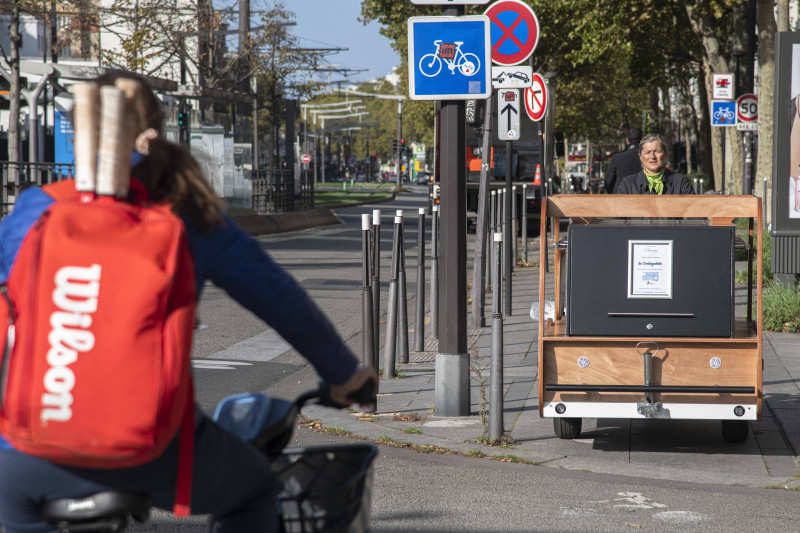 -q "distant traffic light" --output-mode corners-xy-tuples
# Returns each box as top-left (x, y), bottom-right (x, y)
(178, 105), (190, 145)
(392, 139), (399, 152)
